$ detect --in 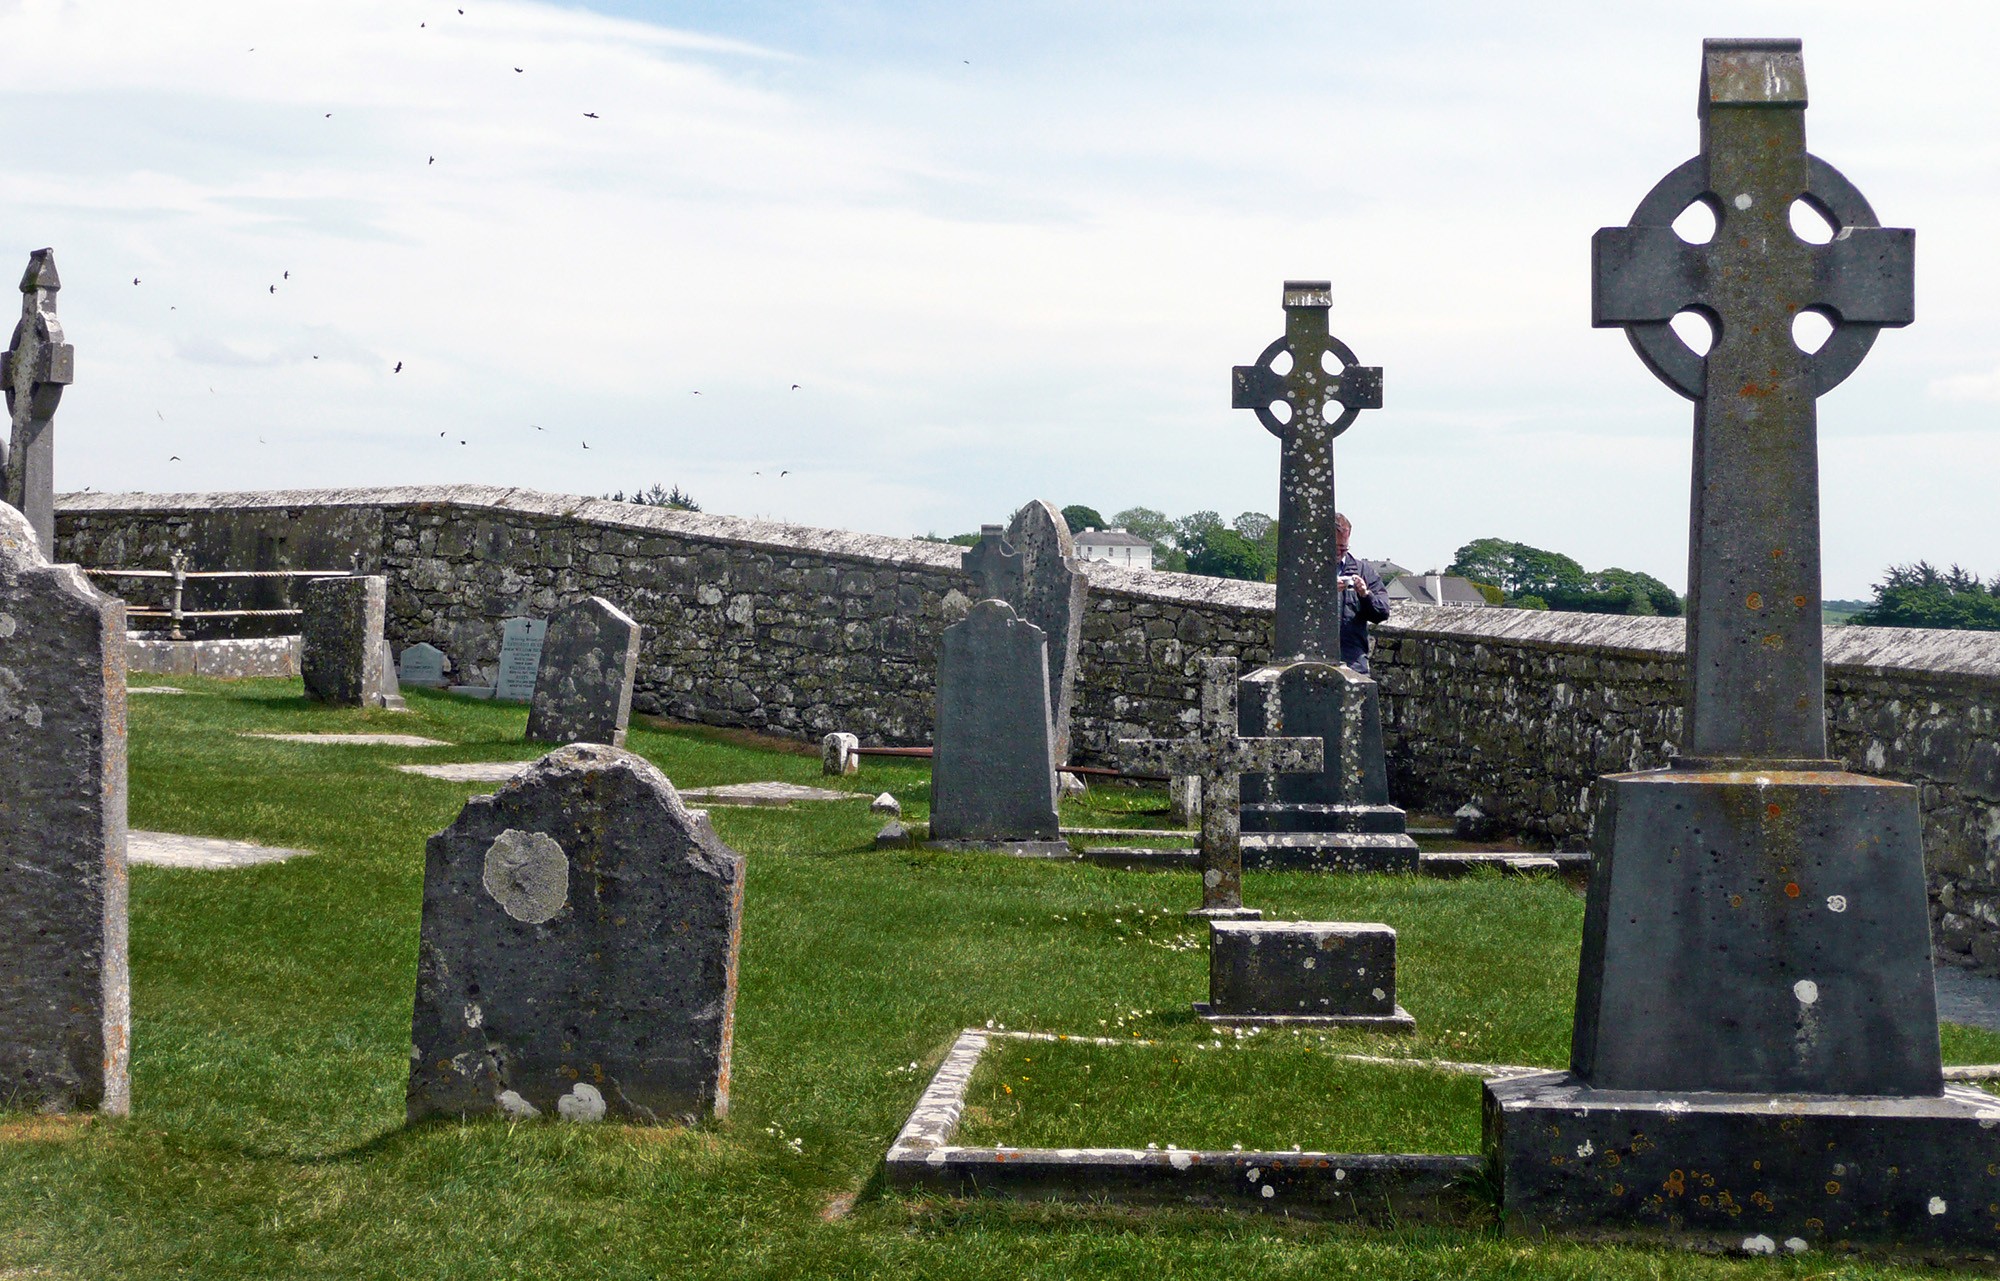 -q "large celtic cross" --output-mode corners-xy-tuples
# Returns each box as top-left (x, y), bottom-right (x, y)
(1232, 282), (1382, 661)
(1593, 39), (1911, 761)
(0, 250), (73, 553)
(1118, 656), (1322, 917)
